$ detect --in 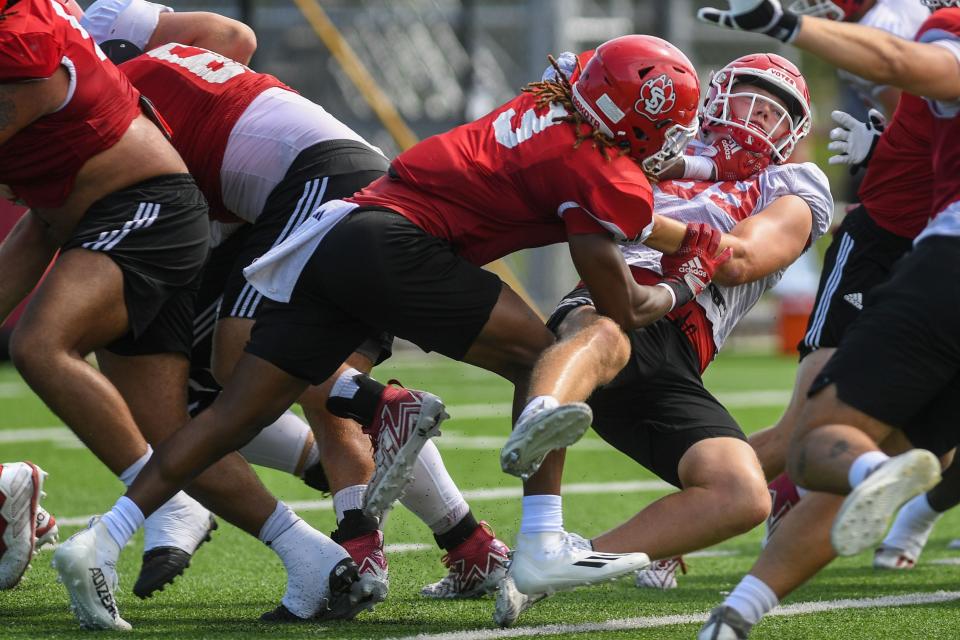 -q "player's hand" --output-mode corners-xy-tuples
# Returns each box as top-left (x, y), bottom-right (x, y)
(659, 223), (733, 310)
(828, 108), (885, 175)
(700, 136), (771, 181)
(697, 0), (802, 43)
(541, 51), (578, 82)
